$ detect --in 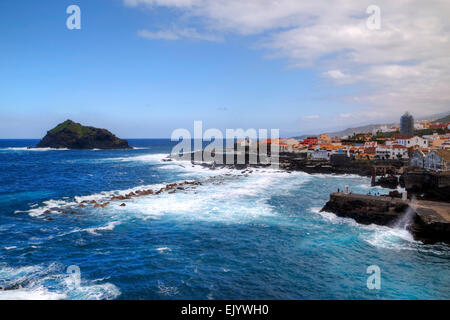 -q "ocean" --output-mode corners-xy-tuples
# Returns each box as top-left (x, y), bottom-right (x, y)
(0, 139), (449, 300)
